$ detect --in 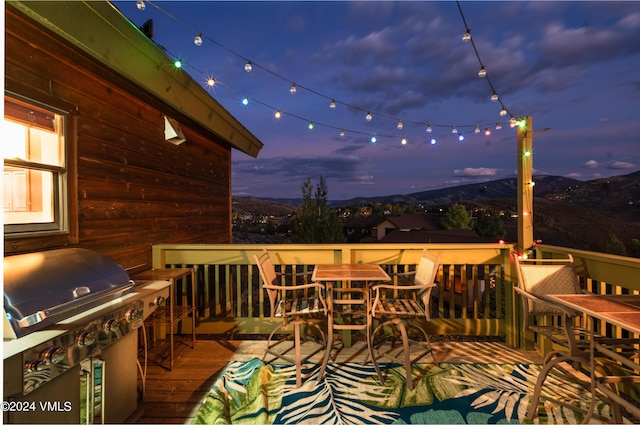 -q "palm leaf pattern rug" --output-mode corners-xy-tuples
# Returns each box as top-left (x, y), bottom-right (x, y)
(192, 358), (618, 424)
